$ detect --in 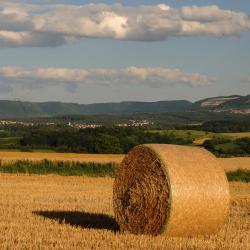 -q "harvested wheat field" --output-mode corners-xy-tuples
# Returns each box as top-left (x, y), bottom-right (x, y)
(0, 174), (248, 249)
(1, 151), (250, 173)
(219, 157), (250, 172)
(0, 151), (124, 164)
